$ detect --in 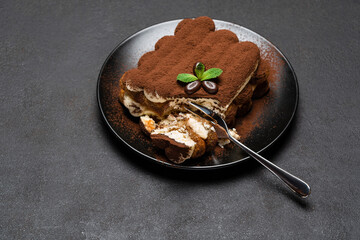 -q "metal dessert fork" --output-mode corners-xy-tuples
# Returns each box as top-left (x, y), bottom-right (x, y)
(186, 102), (311, 198)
